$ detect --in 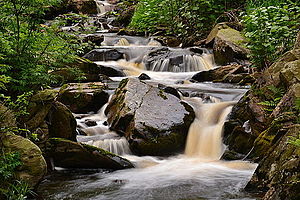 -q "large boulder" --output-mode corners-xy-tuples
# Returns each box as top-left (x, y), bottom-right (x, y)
(105, 78), (195, 156)
(206, 23), (250, 65)
(45, 138), (134, 170)
(1, 133), (47, 188)
(266, 49), (300, 87)
(58, 82), (109, 113)
(21, 90), (78, 143)
(47, 102), (77, 141)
